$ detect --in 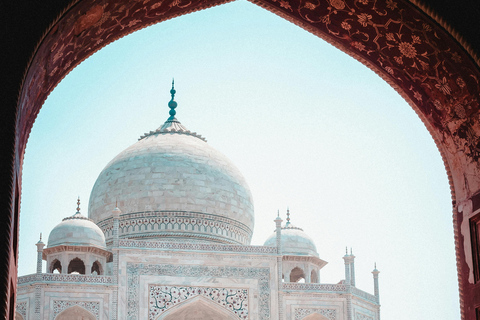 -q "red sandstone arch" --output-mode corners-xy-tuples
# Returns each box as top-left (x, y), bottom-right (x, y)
(9, 0), (480, 319)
